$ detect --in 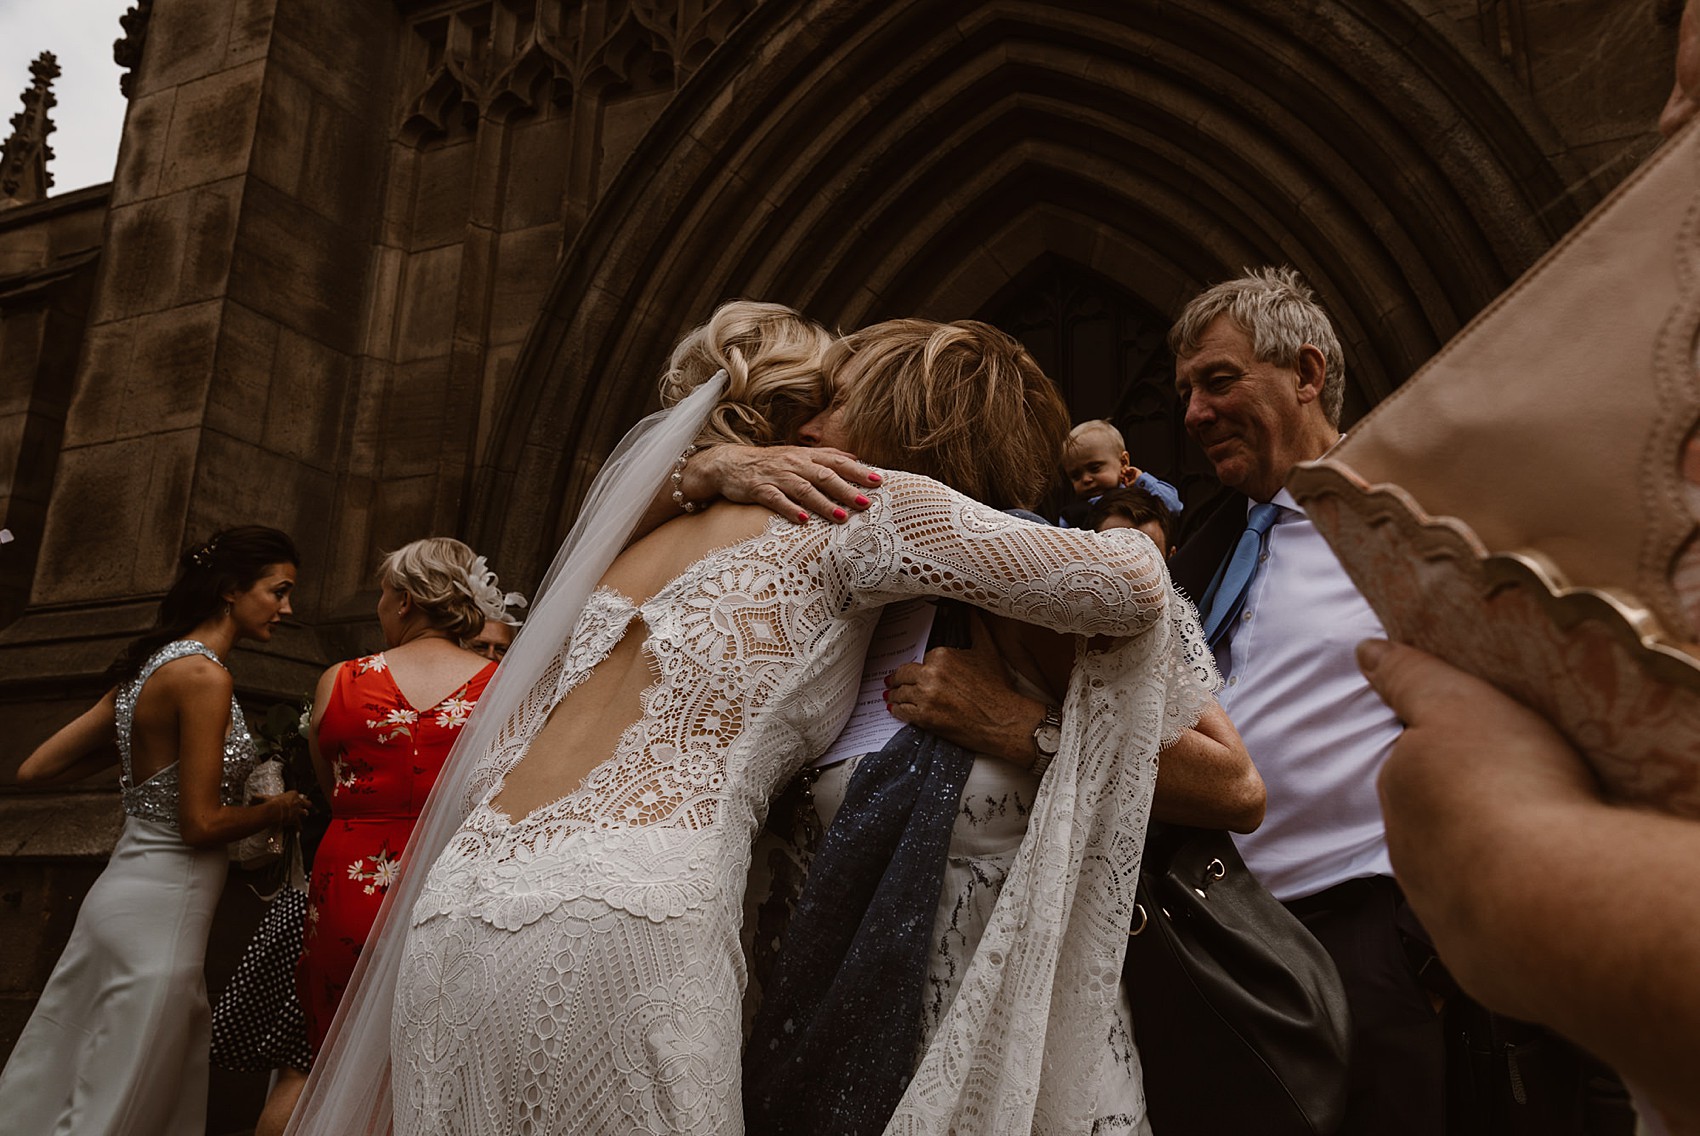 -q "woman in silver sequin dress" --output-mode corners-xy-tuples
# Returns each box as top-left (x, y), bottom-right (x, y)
(0, 526), (311, 1135)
